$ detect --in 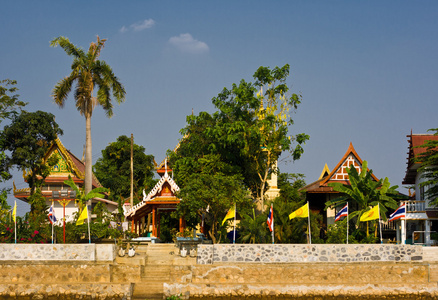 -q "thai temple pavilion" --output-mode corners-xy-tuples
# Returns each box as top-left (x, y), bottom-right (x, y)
(301, 143), (380, 227)
(13, 138), (118, 222)
(124, 160), (184, 238)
